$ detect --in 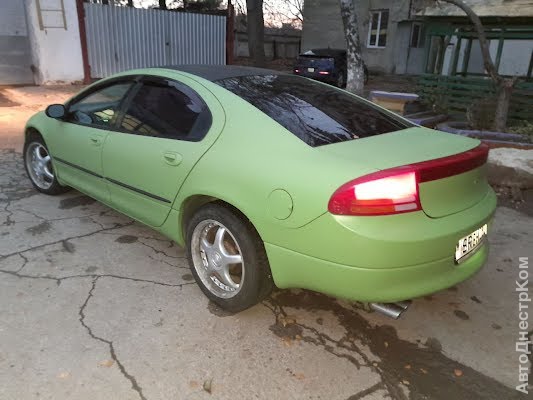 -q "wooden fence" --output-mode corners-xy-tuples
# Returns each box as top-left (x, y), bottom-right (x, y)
(417, 74), (533, 122)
